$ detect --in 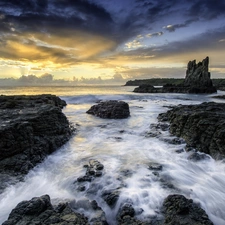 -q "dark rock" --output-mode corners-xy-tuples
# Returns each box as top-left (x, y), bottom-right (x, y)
(116, 202), (160, 225)
(102, 188), (121, 207)
(175, 149), (185, 154)
(117, 203), (135, 220)
(2, 195), (89, 225)
(148, 163), (163, 171)
(212, 95), (225, 100)
(158, 102), (225, 159)
(87, 168), (95, 175)
(145, 131), (161, 138)
(188, 152), (210, 162)
(76, 160), (104, 184)
(0, 95), (73, 192)
(86, 100), (130, 119)
(70, 199), (108, 225)
(125, 78), (184, 87)
(162, 137), (185, 145)
(95, 171), (103, 177)
(184, 56), (211, 87)
(152, 171), (160, 177)
(134, 84), (161, 93)
(163, 194), (213, 225)
(77, 185), (86, 192)
(77, 175), (93, 182)
(134, 57), (217, 94)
